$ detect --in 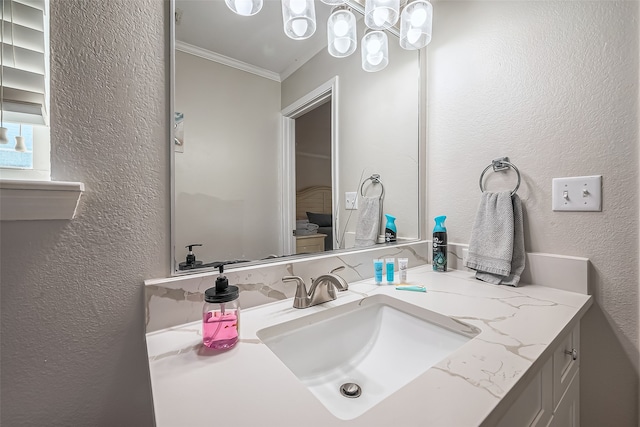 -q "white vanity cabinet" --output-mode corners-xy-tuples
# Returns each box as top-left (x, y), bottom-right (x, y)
(496, 323), (580, 427)
(147, 264), (592, 427)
